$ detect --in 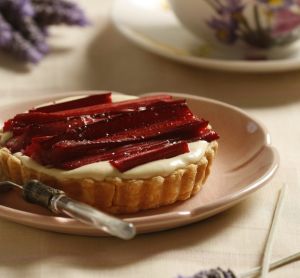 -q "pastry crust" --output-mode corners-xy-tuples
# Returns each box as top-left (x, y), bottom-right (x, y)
(0, 141), (217, 214)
